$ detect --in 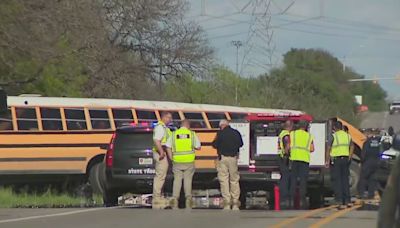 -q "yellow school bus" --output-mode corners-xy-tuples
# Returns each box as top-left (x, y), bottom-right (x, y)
(0, 95), (305, 192)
